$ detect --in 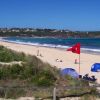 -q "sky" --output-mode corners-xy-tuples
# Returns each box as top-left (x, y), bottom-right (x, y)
(0, 0), (100, 31)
